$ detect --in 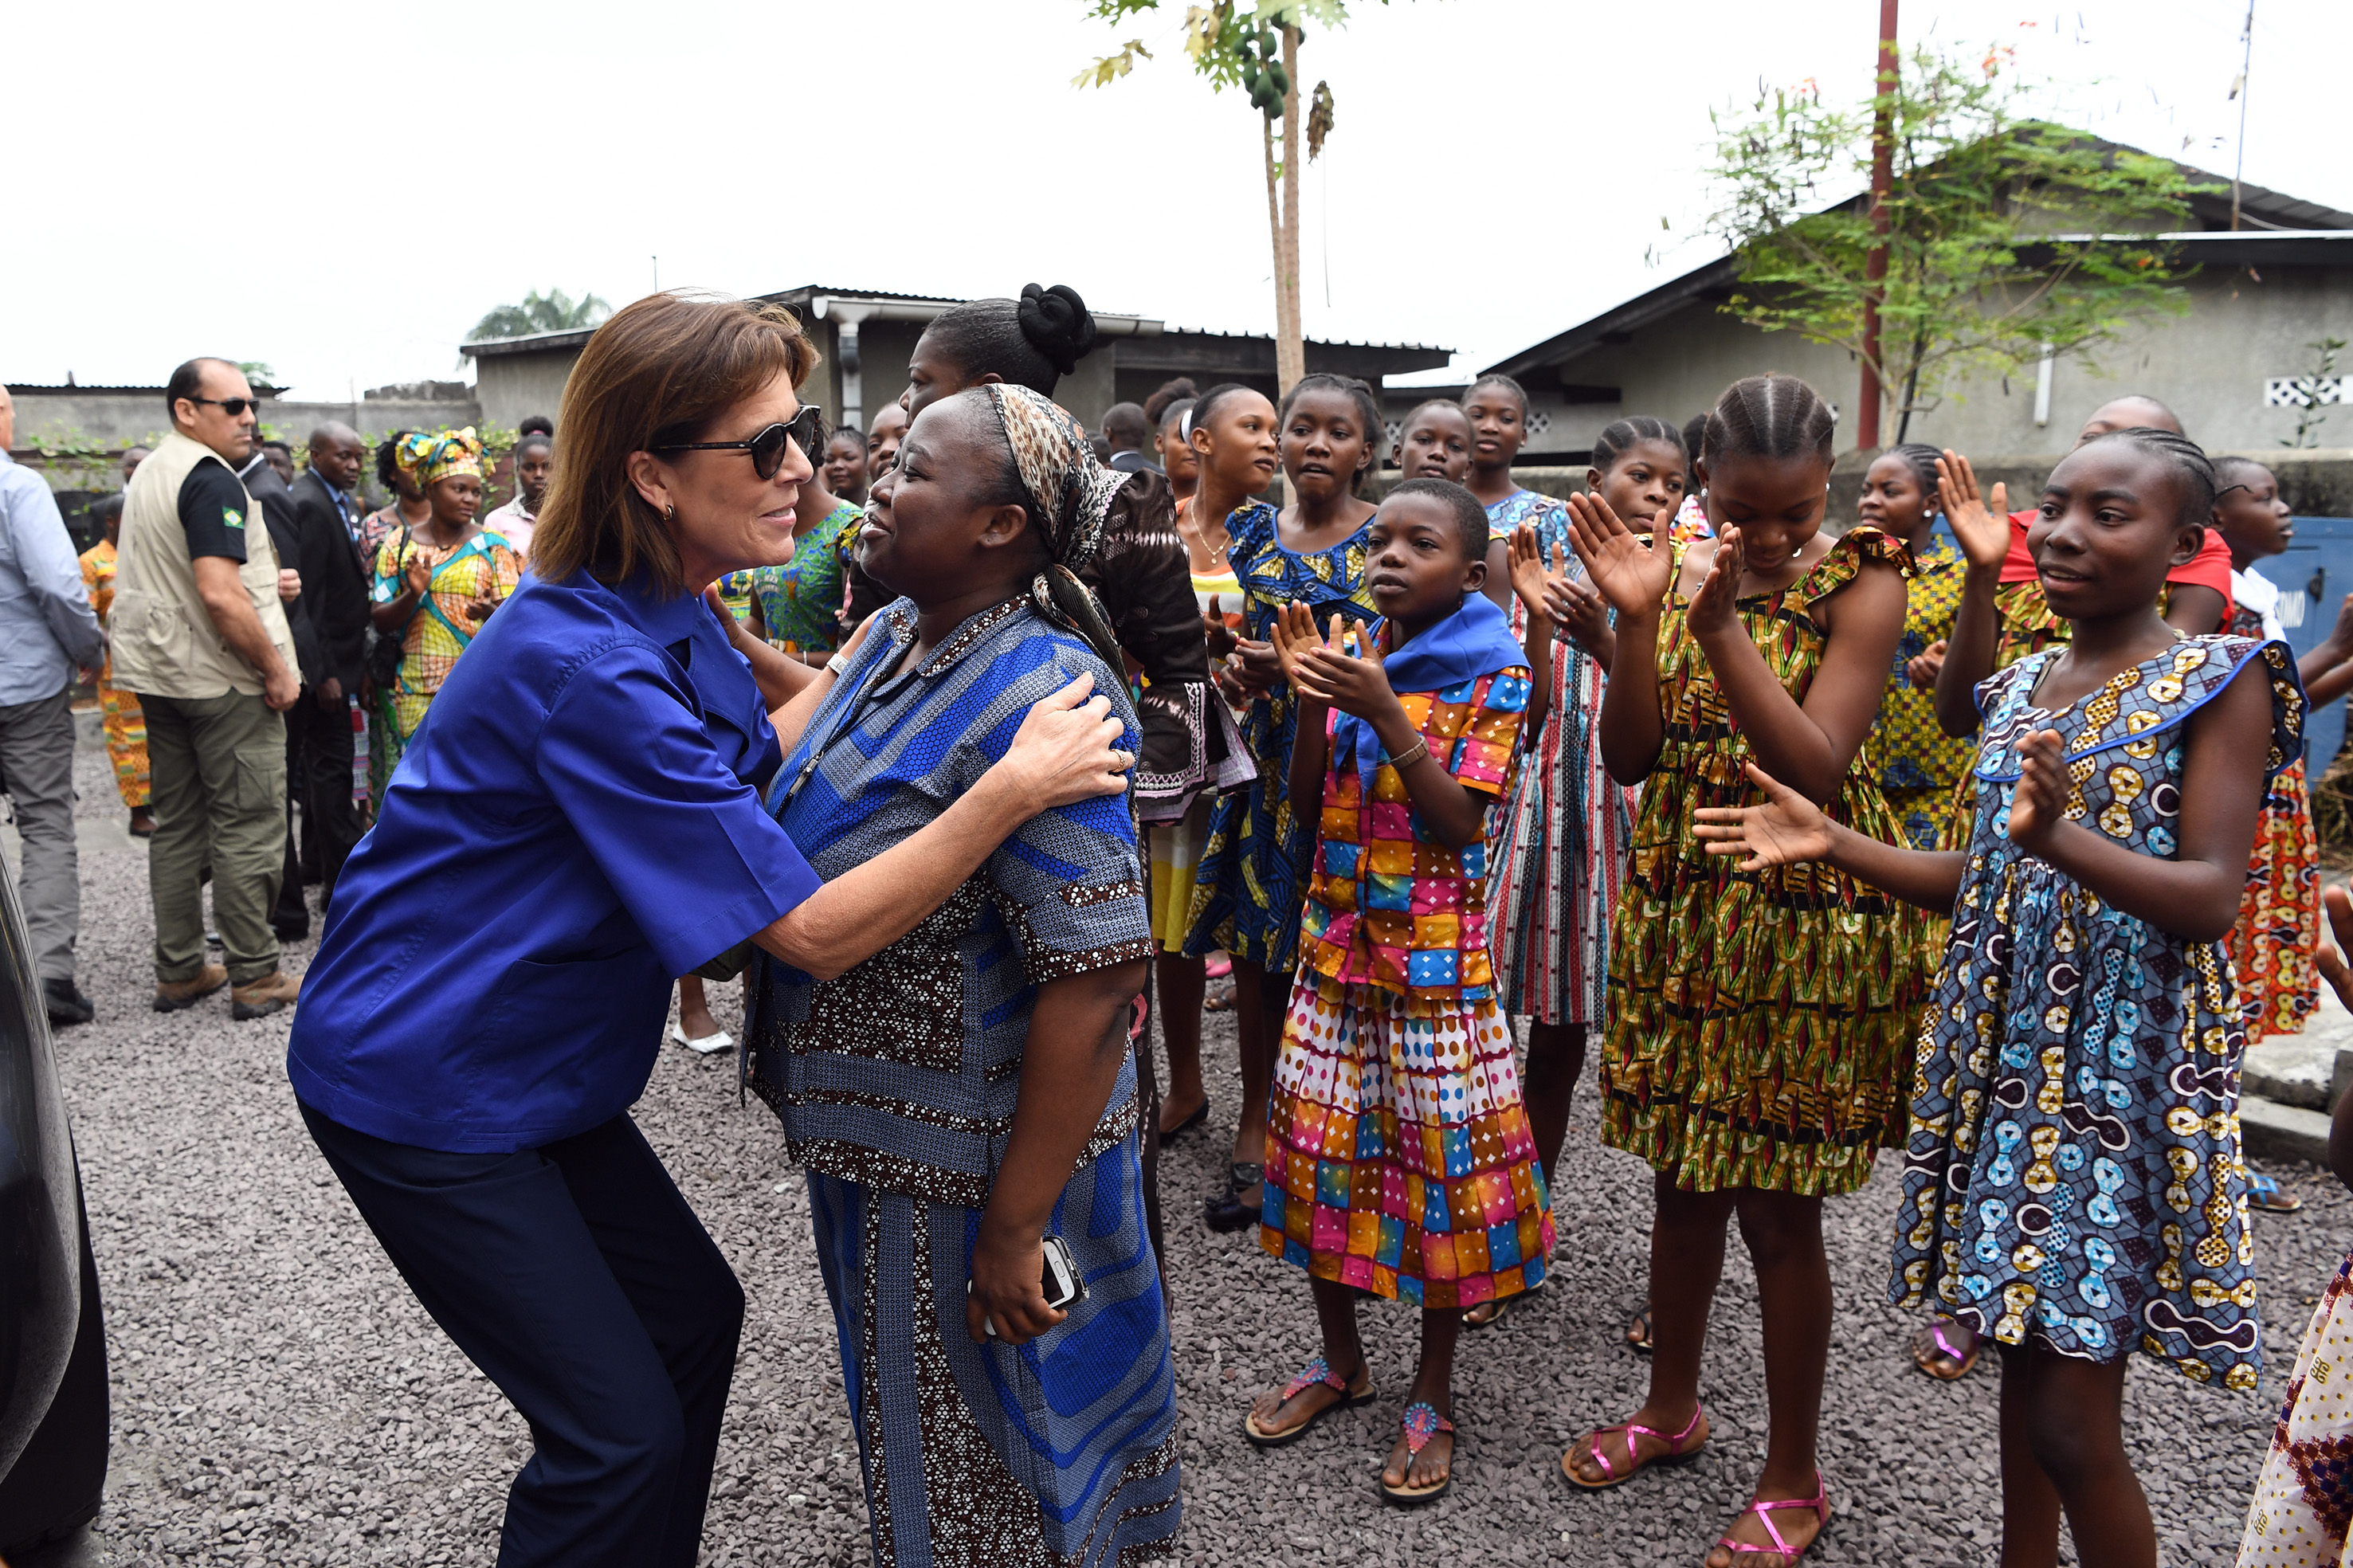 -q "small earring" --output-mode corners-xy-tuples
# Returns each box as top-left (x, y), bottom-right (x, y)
(664, 504), (675, 522)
